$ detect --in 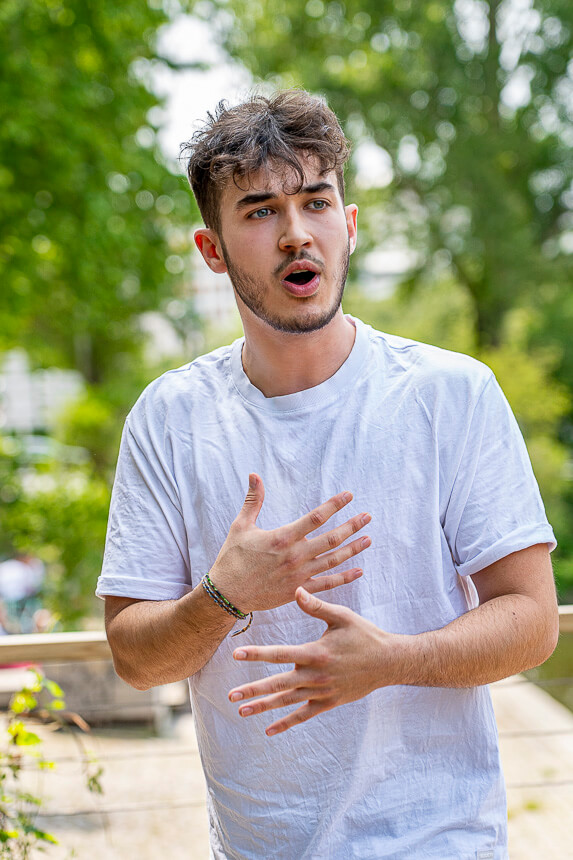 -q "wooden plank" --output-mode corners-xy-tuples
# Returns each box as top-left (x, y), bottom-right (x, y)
(0, 631), (111, 664)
